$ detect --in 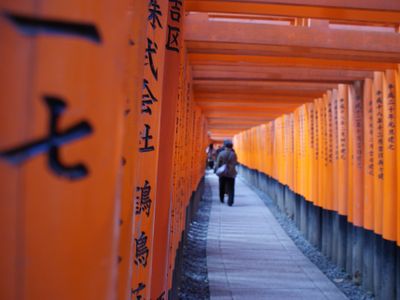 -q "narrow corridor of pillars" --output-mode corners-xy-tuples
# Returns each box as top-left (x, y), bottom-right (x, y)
(1, 1), (400, 300)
